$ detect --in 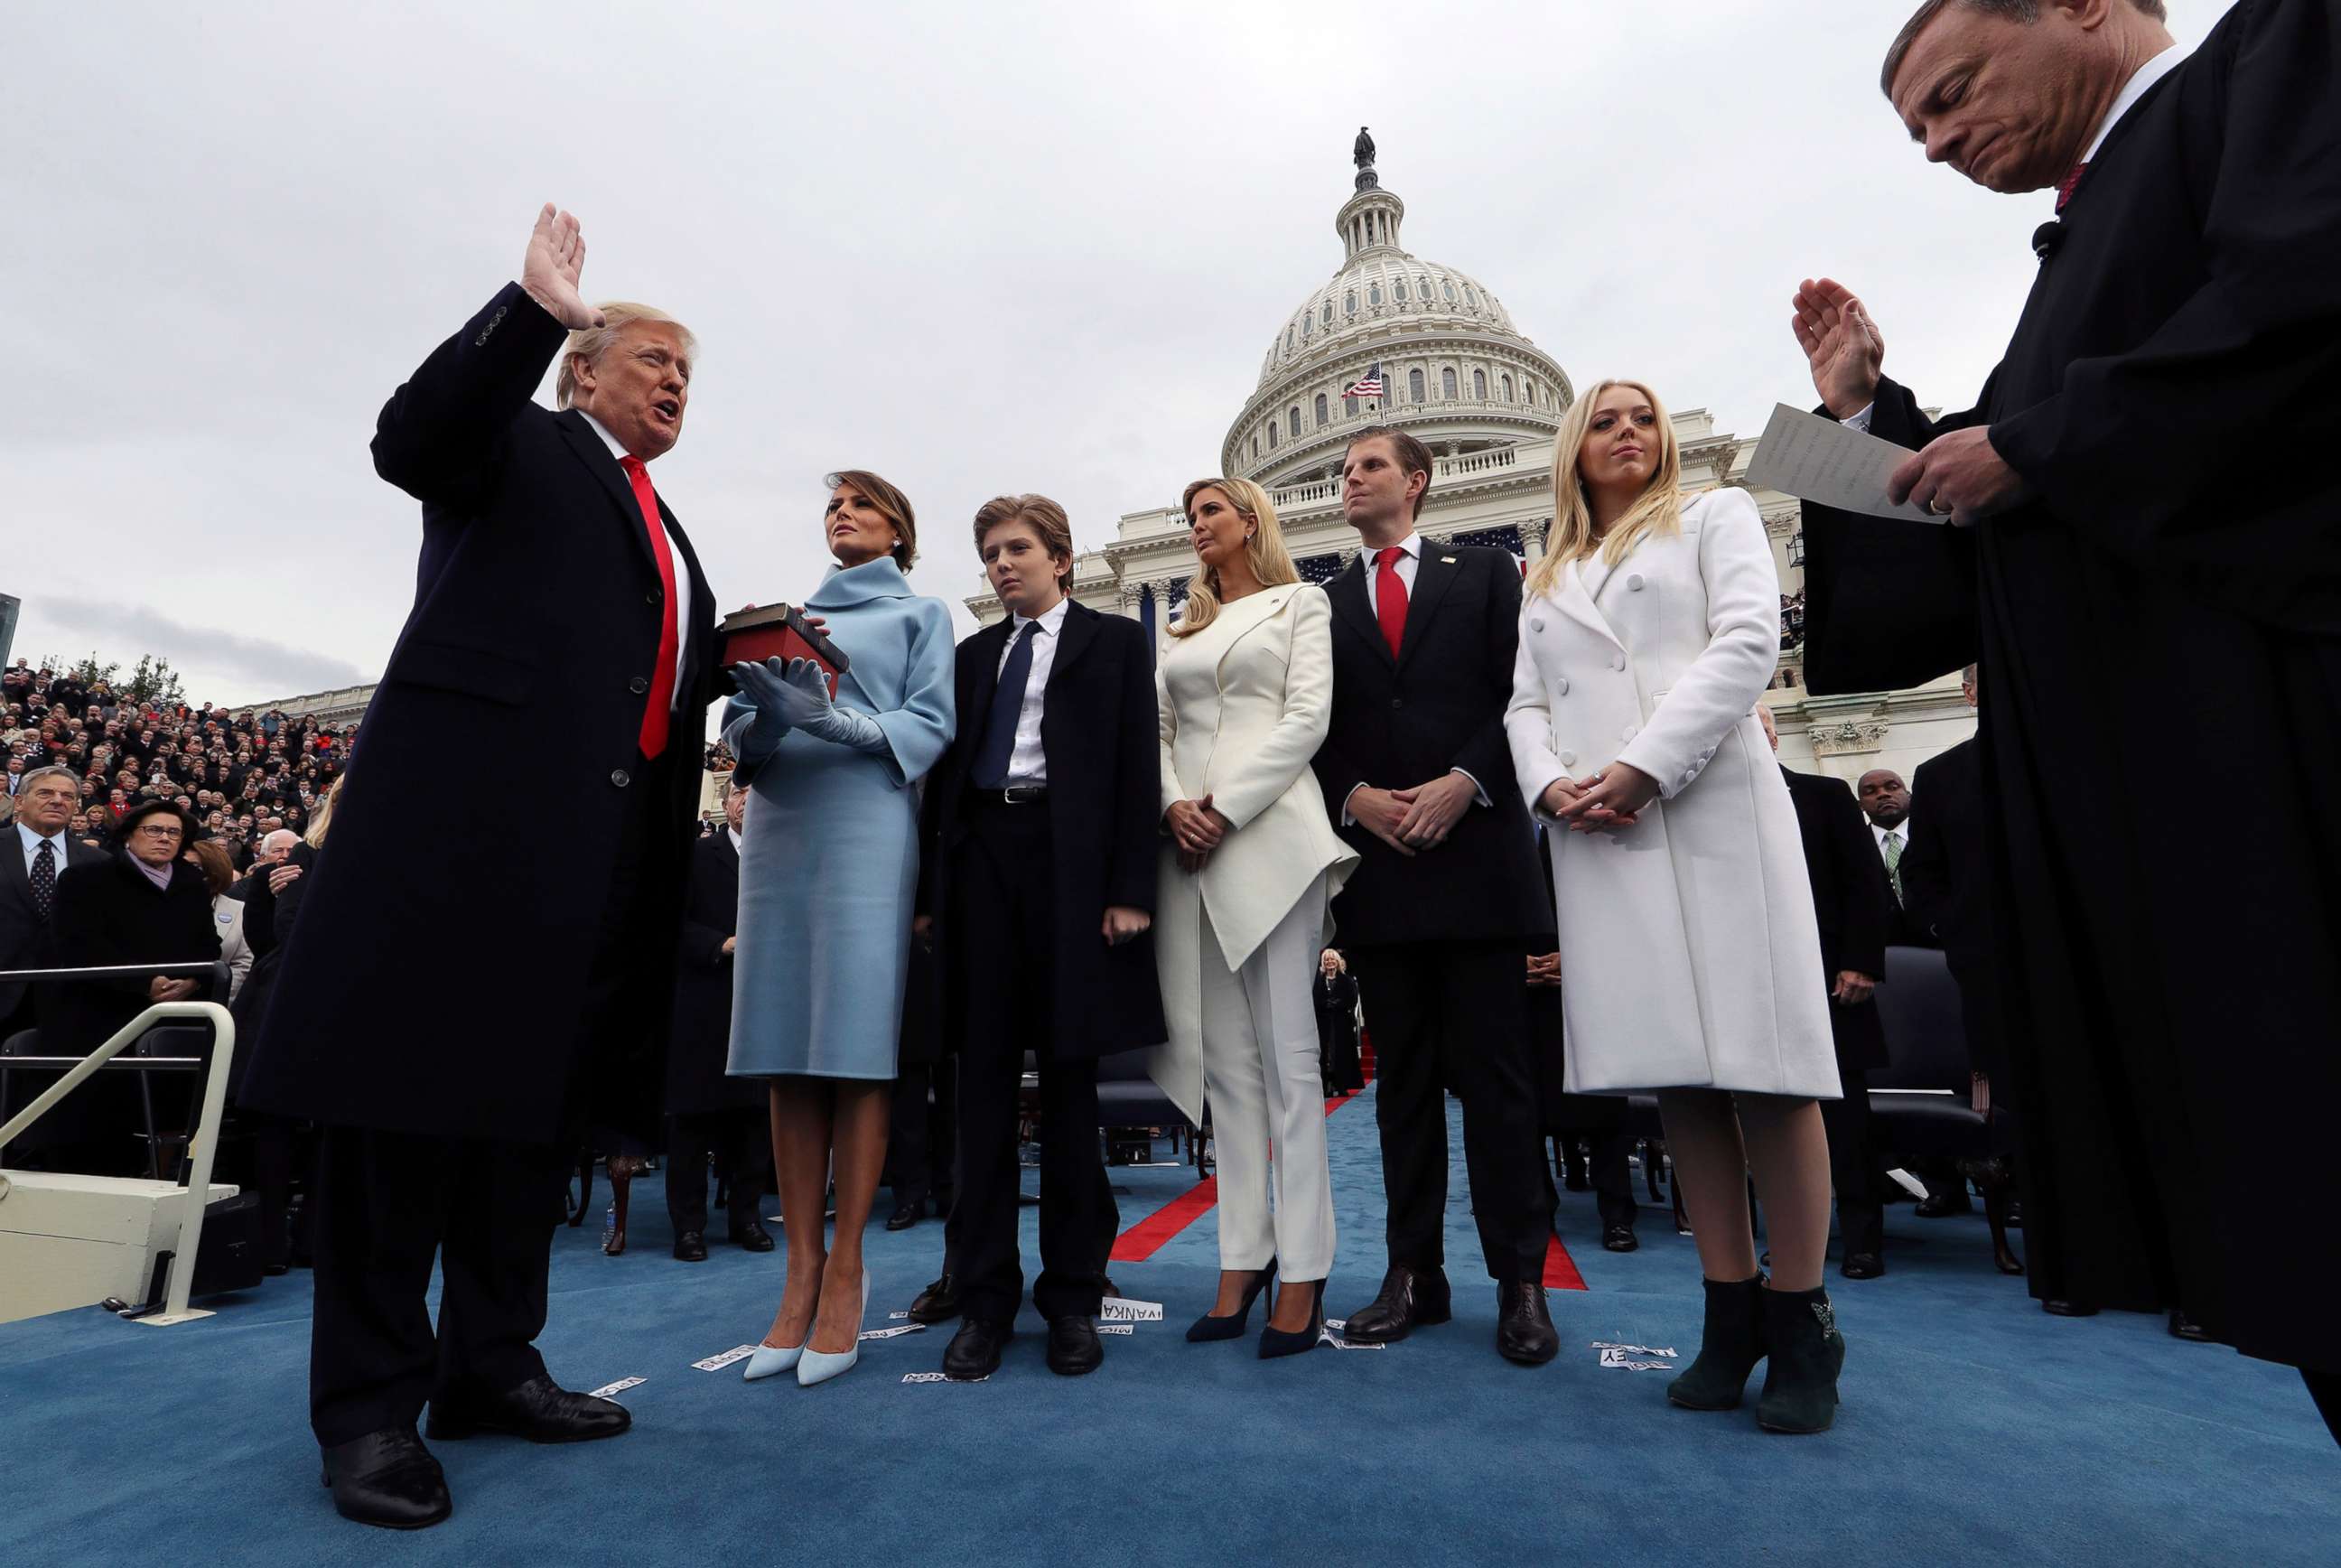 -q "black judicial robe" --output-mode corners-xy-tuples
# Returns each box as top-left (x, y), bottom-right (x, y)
(1798, 0), (2339, 1372)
